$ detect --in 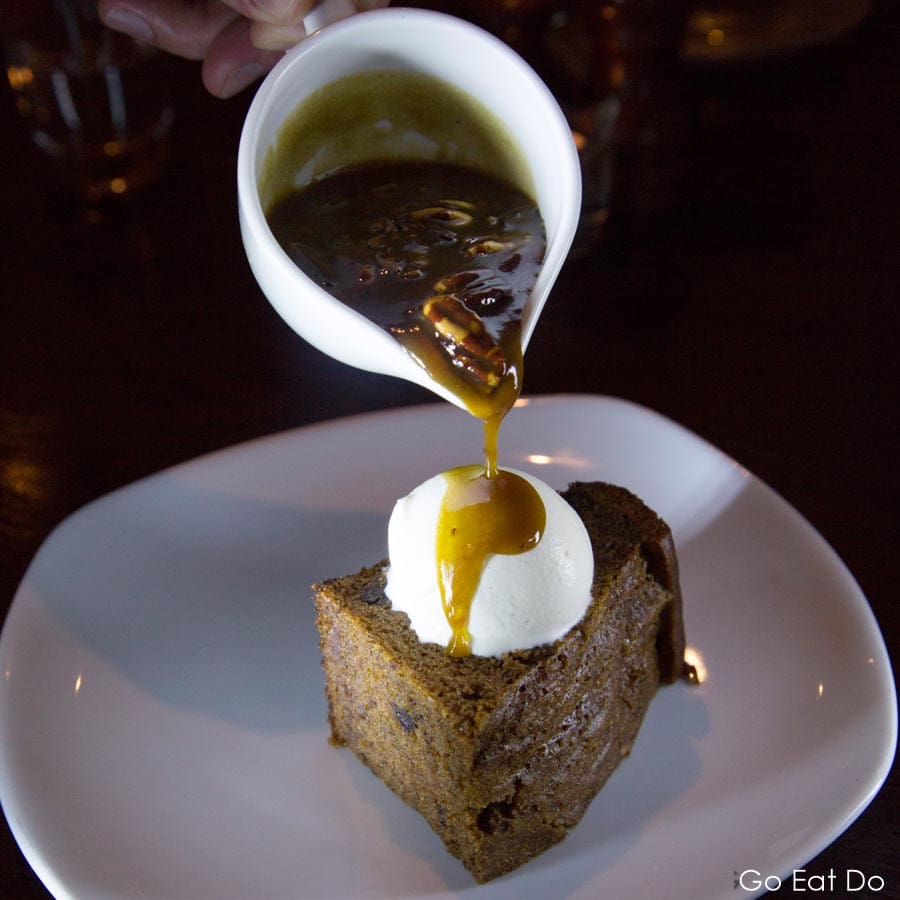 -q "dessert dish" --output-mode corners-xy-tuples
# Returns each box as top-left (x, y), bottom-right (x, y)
(314, 479), (686, 882)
